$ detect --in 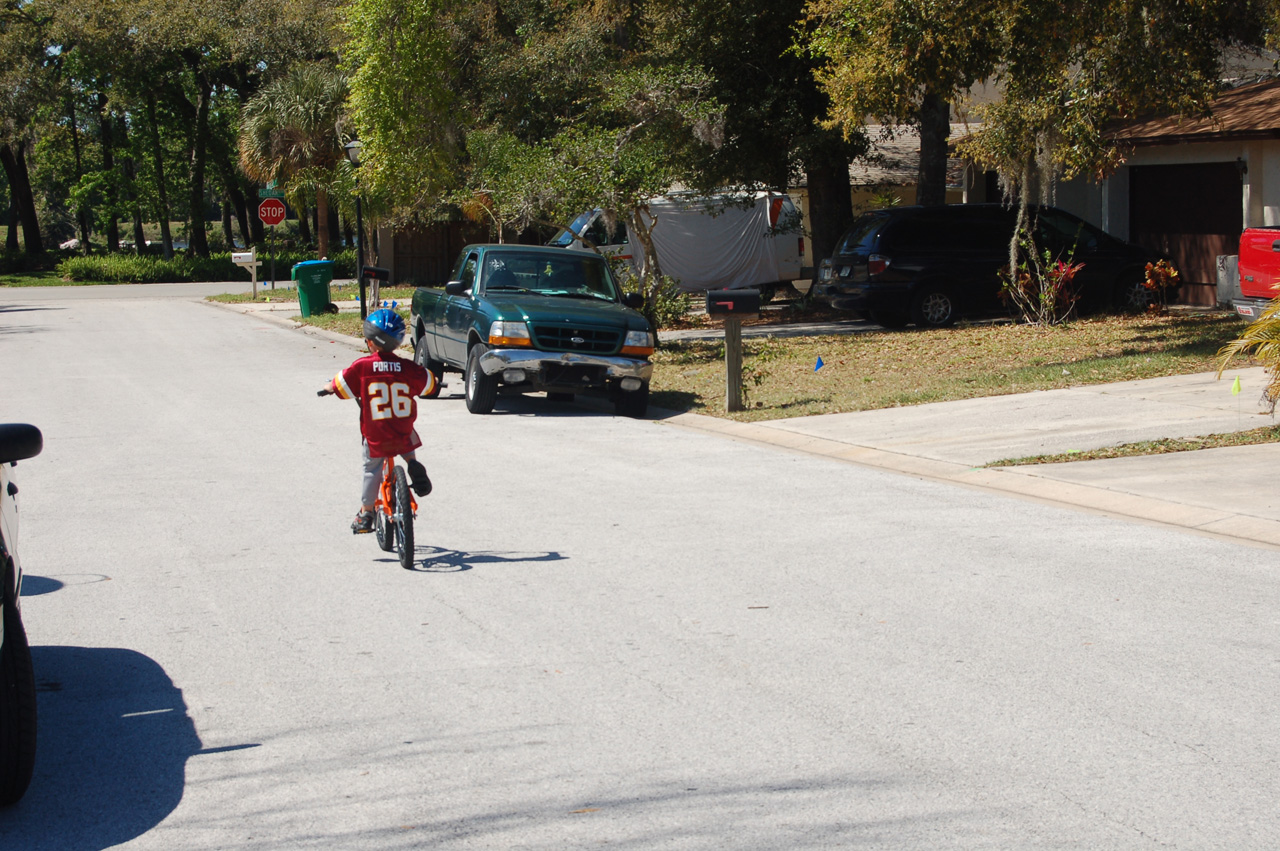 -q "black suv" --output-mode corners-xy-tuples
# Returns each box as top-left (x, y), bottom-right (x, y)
(814, 204), (1160, 327)
(1, 424), (40, 806)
